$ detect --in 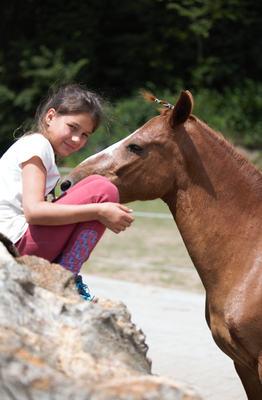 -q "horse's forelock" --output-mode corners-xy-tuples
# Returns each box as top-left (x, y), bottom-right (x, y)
(140, 89), (156, 103)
